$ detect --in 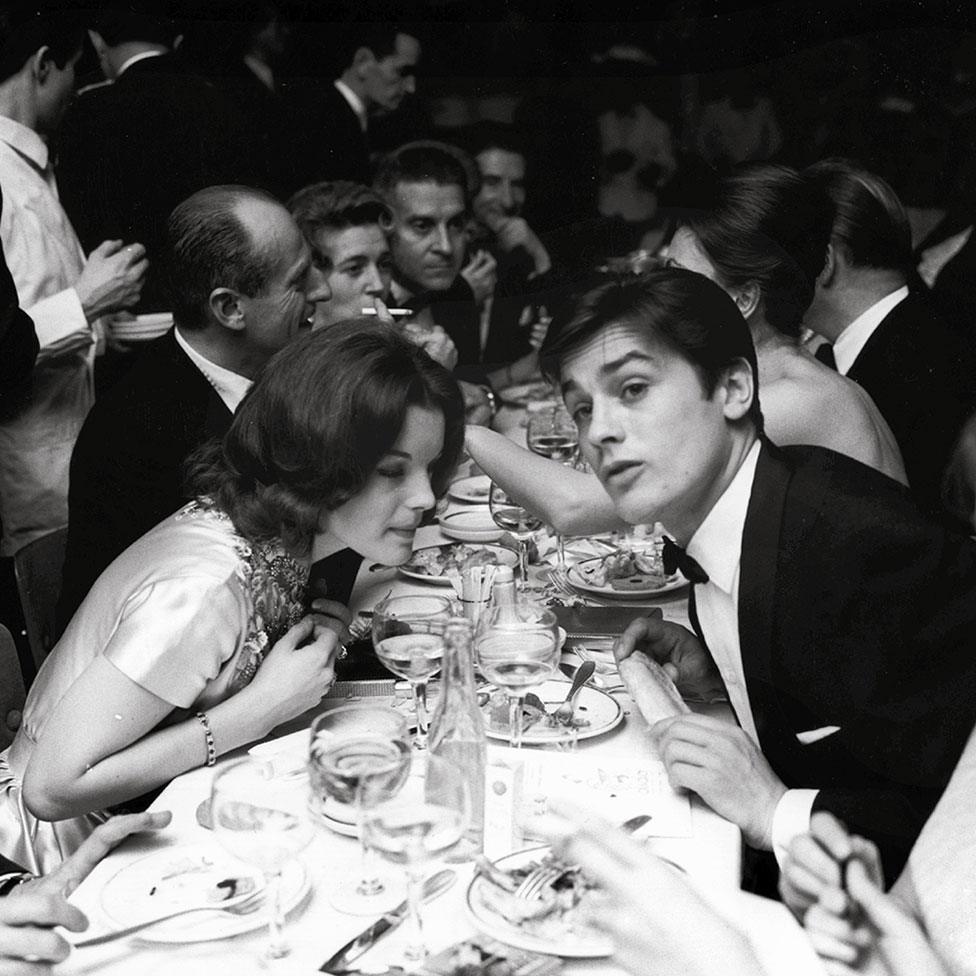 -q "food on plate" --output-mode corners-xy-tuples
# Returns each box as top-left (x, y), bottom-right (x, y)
(618, 652), (689, 723)
(484, 690), (590, 733)
(404, 544), (506, 578)
(575, 543), (674, 590)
